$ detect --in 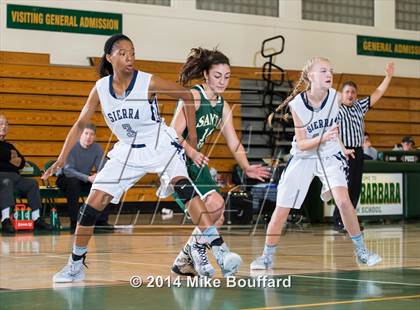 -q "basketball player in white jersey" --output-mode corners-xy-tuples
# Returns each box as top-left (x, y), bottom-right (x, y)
(250, 57), (382, 270)
(43, 34), (234, 282)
